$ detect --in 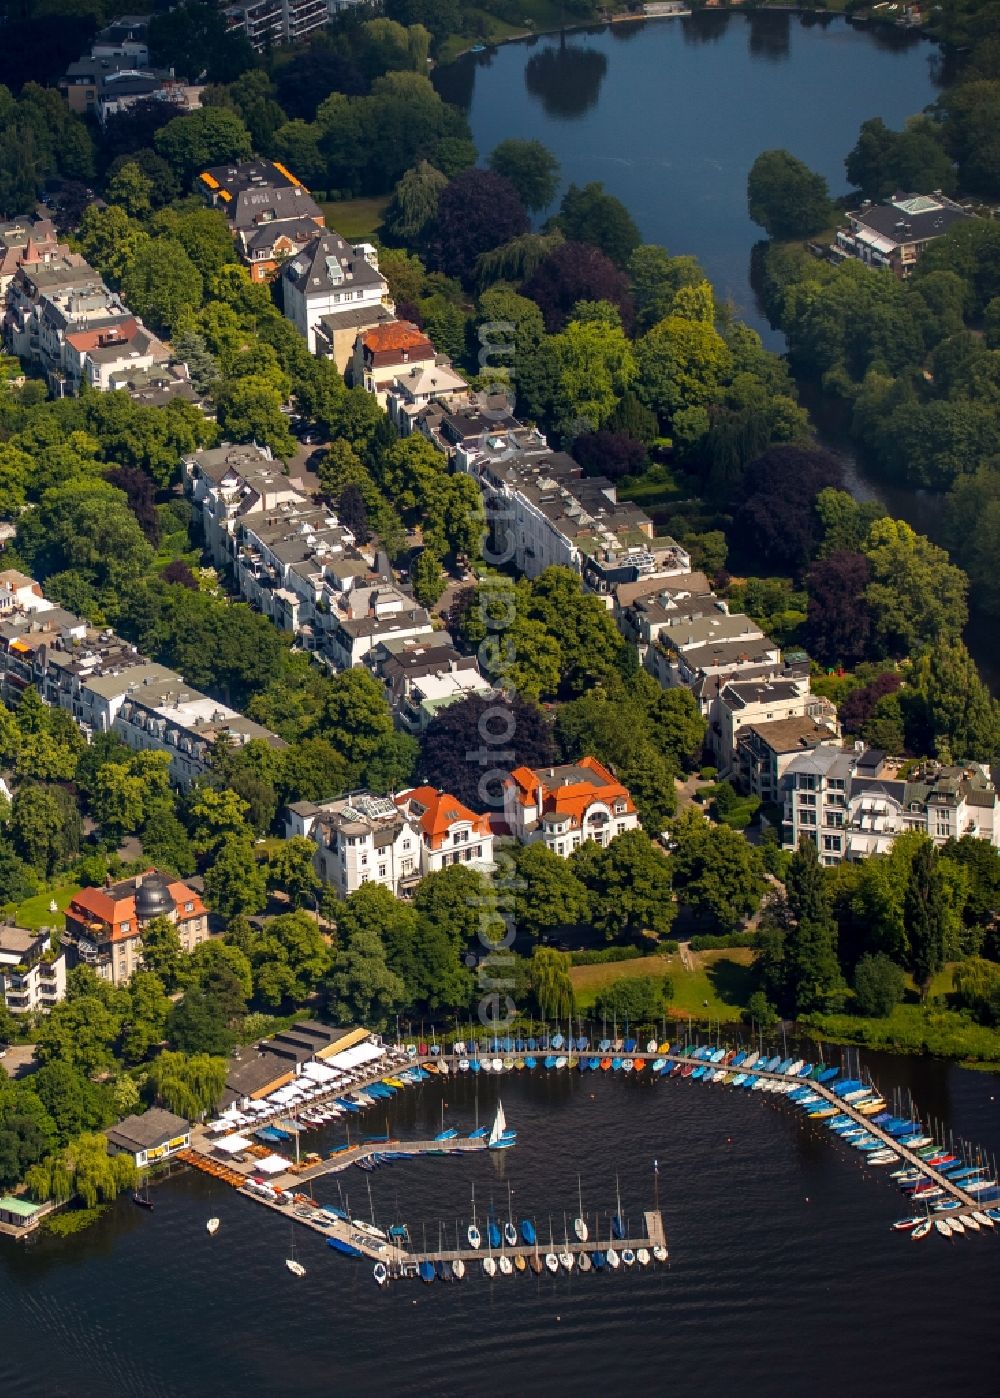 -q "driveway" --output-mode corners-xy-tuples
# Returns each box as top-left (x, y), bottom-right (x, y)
(1, 1044), (38, 1080)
